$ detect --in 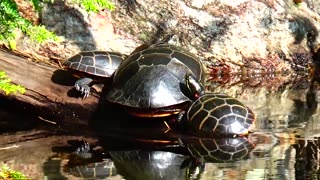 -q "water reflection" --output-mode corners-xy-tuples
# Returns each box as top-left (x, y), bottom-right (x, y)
(66, 158), (117, 179)
(108, 150), (188, 180)
(3, 74), (320, 179)
(60, 135), (255, 180)
(294, 137), (320, 179)
(209, 74), (318, 130)
(181, 136), (254, 162)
